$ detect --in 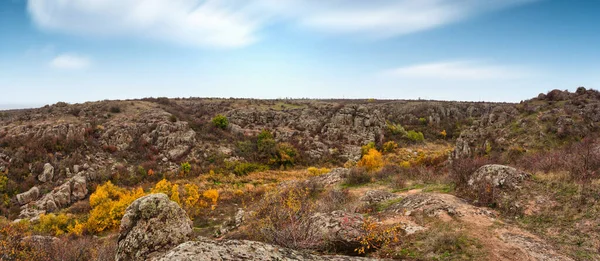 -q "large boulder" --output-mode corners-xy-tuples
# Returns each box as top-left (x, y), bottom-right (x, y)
(468, 164), (529, 190)
(305, 211), (364, 252)
(70, 174), (88, 201)
(116, 193), (193, 261)
(16, 187), (39, 205)
(38, 163), (54, 183)
(467, 164), (530, 212)
(153, 238), (374, 261)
